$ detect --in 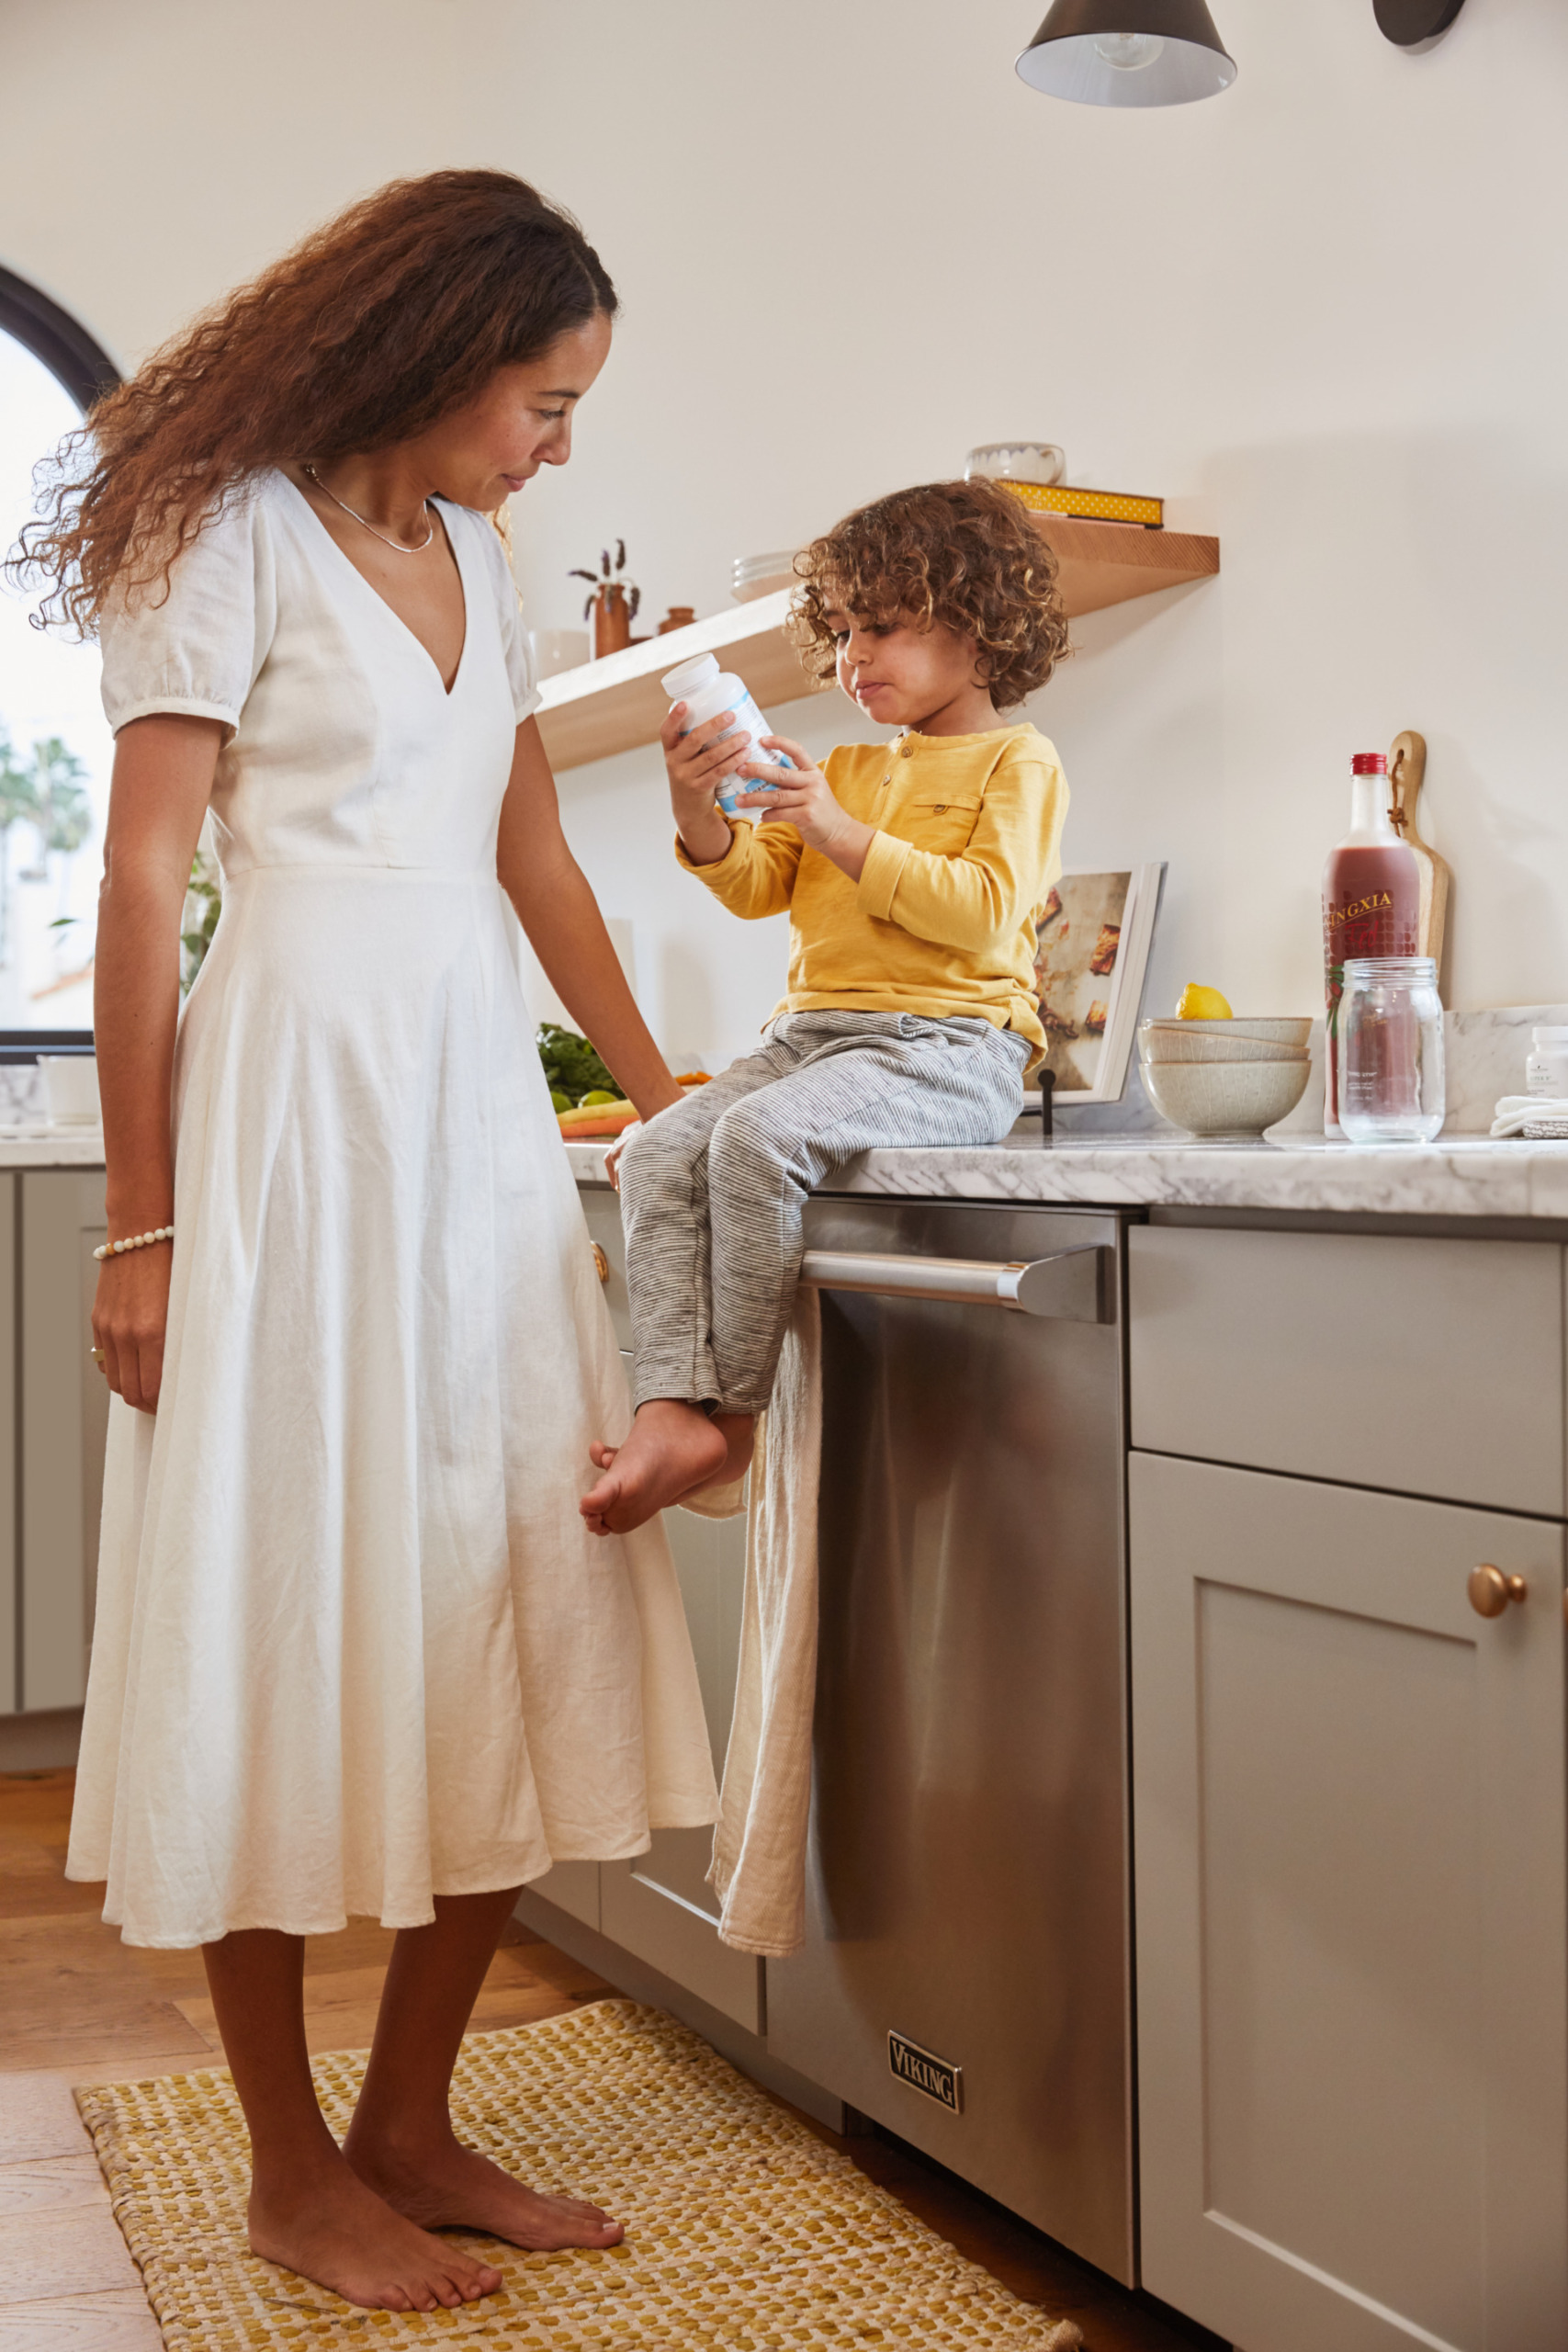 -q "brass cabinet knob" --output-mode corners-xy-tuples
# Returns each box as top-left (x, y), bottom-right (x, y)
(1468, 1563), (1528, 1619)
(591, 1241), (610, 1285)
